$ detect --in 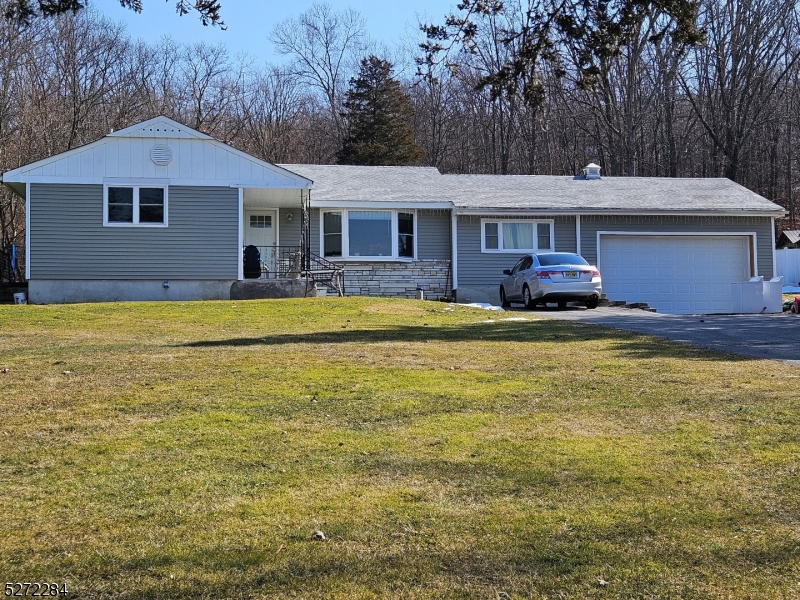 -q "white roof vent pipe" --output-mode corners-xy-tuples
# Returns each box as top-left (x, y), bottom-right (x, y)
(583, 163), (602, 179)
